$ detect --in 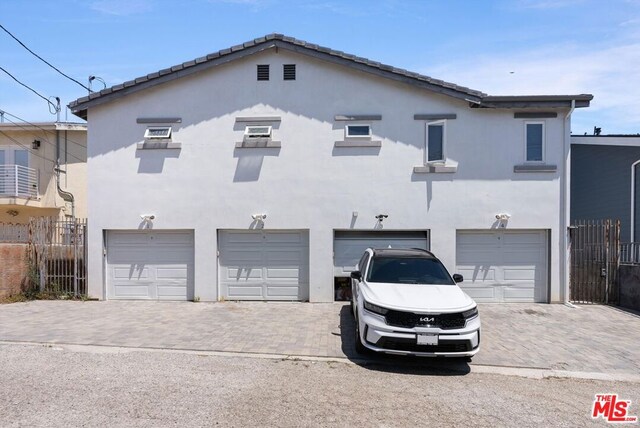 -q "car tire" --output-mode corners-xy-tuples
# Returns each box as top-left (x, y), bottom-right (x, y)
(354, 311), (369, 355)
